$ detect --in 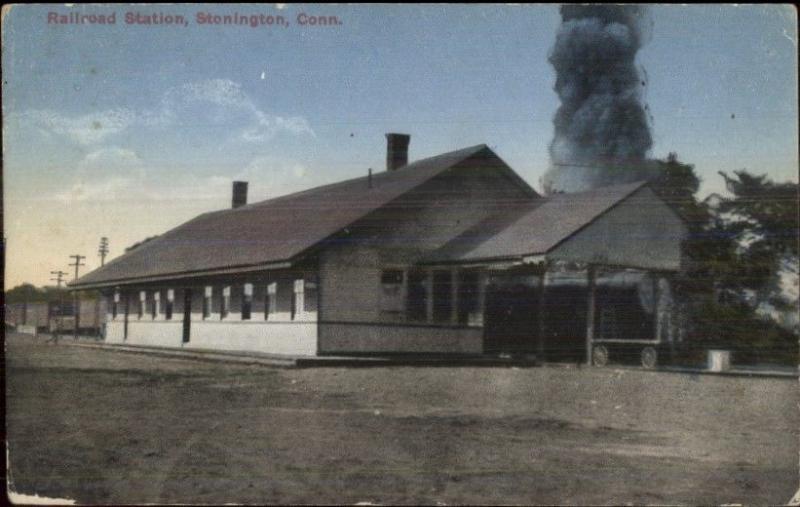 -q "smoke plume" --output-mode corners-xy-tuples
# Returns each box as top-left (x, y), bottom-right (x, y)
(543, 5), (657, 193)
